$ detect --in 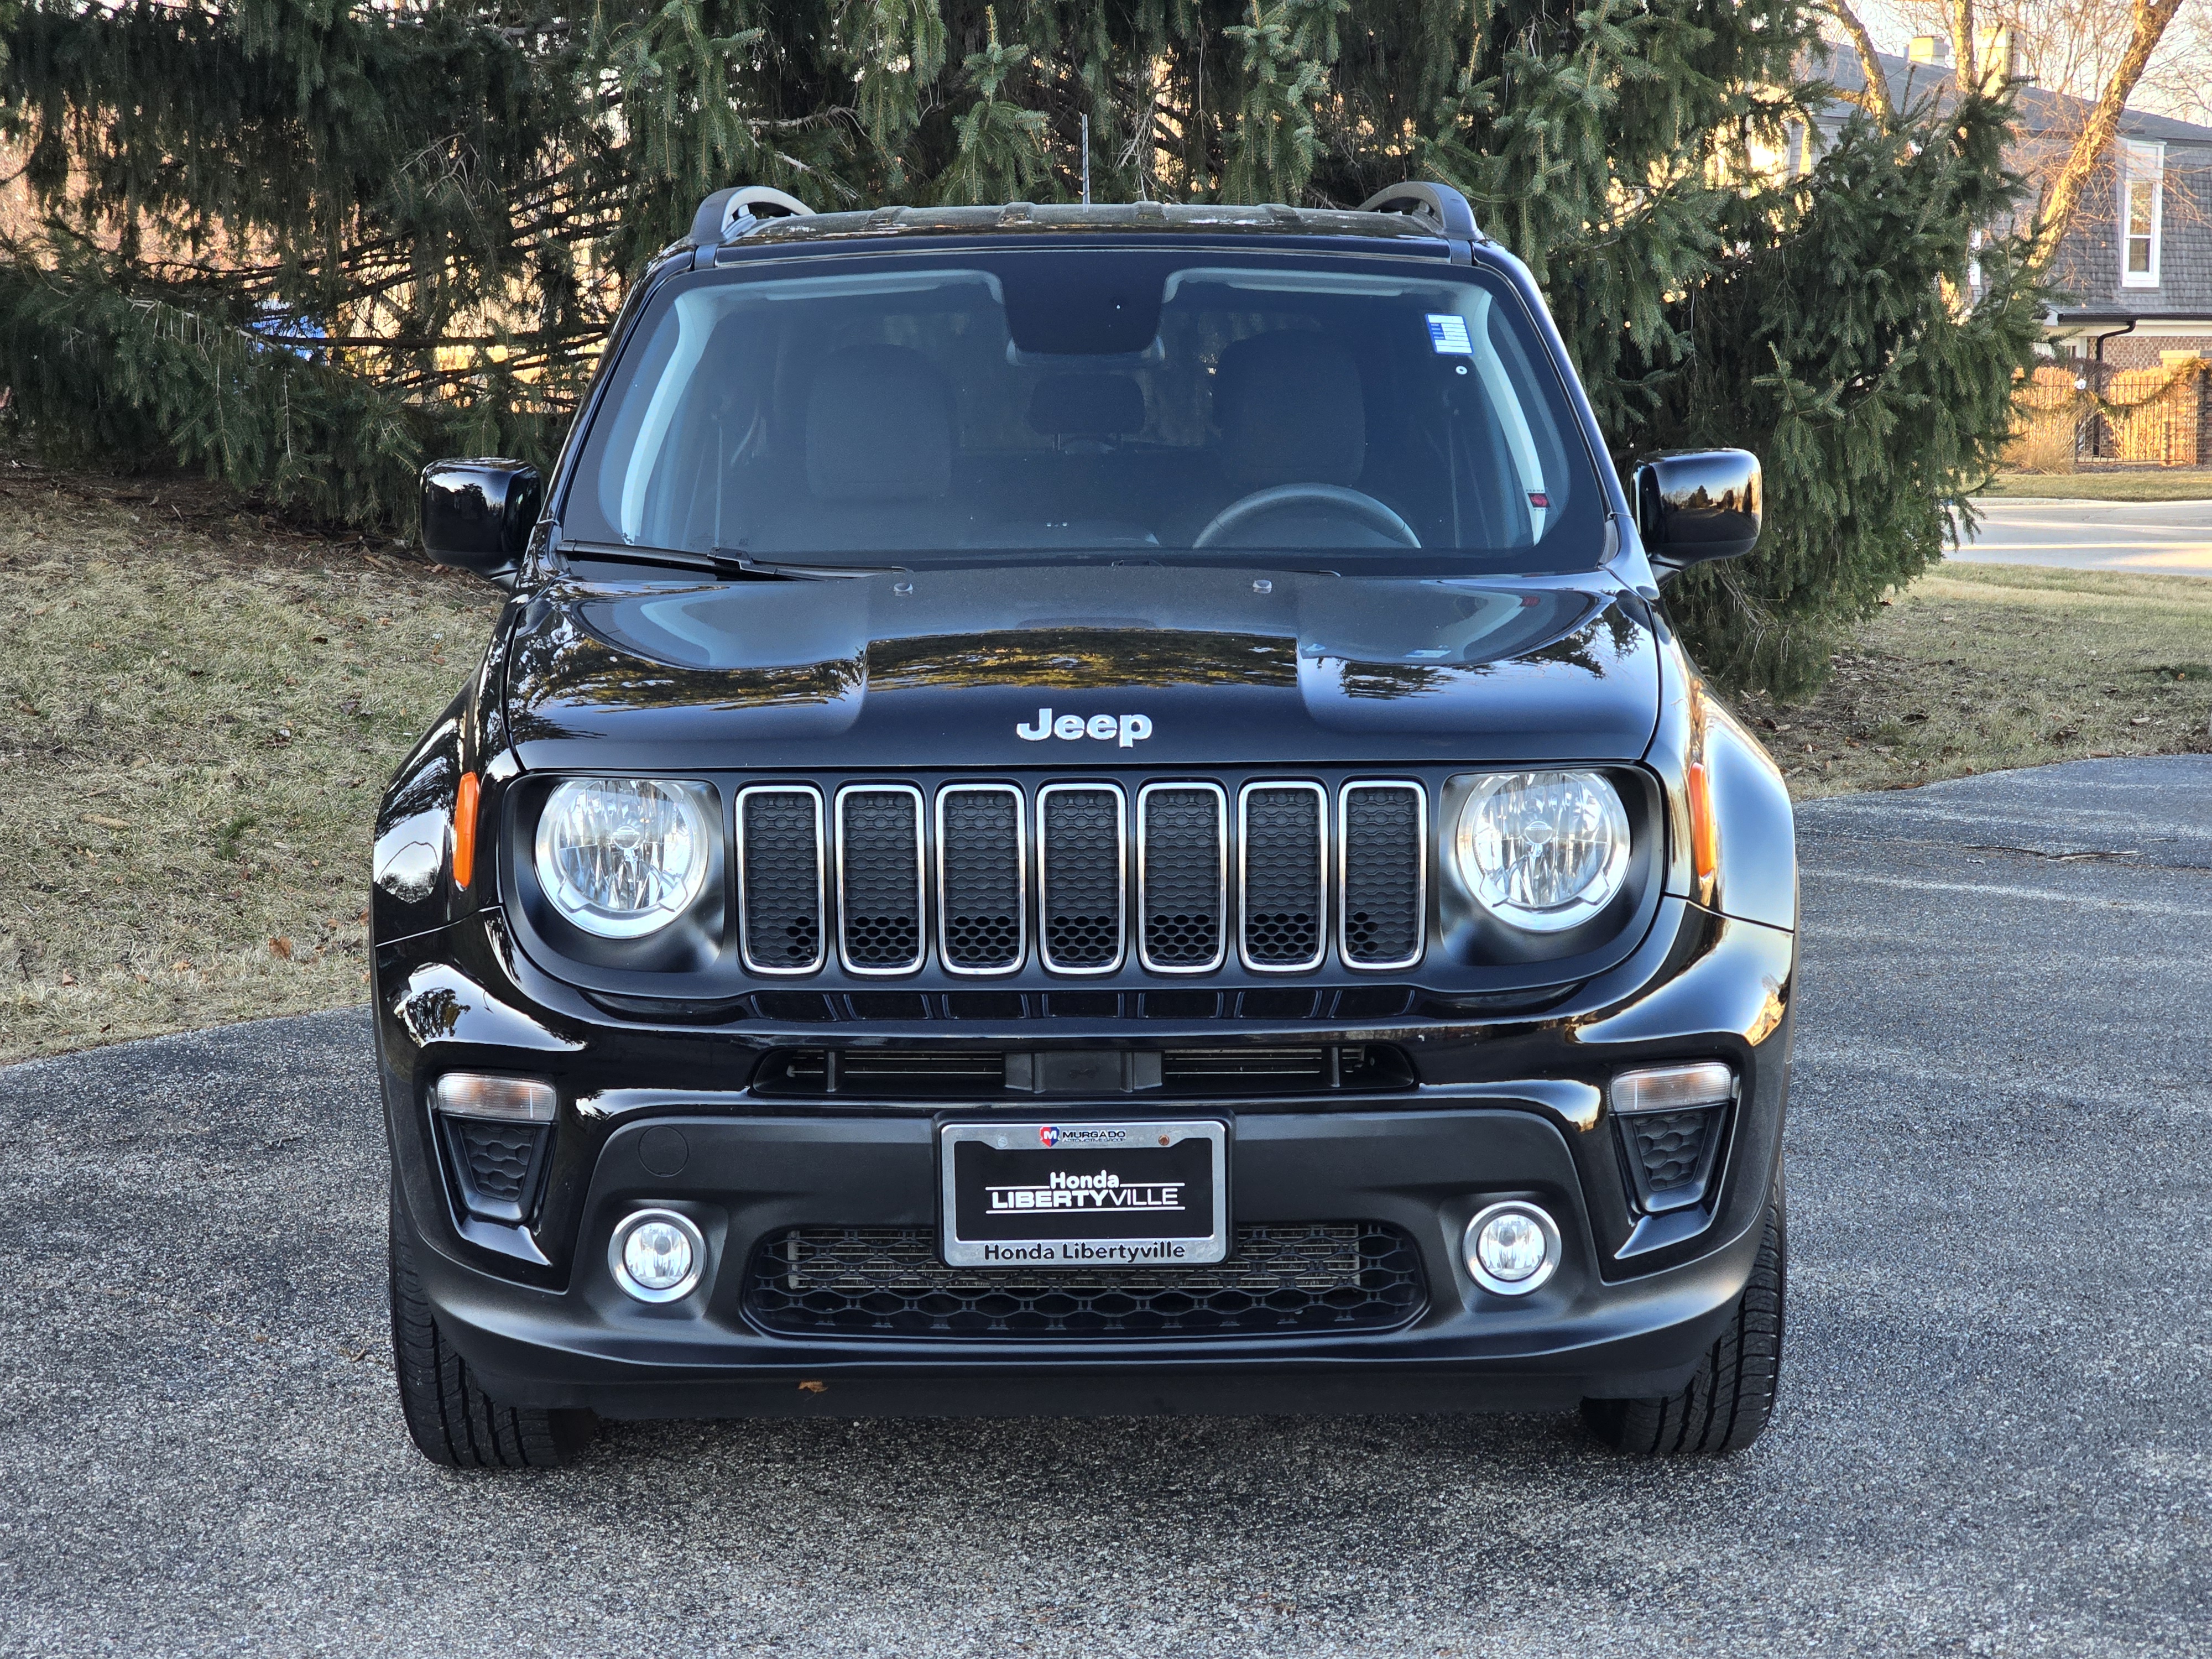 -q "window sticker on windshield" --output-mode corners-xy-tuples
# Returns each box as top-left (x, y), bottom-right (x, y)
(1426, 314), (1474, 354)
